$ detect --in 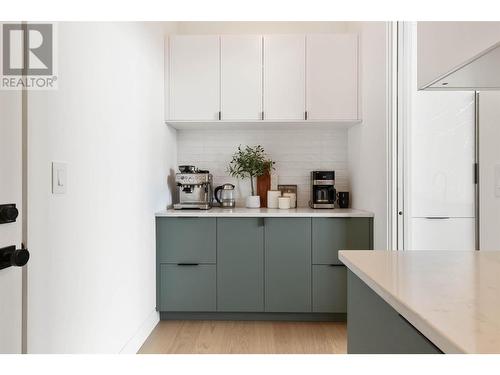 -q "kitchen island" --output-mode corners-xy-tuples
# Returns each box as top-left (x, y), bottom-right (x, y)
(339, 250), (500, 354)
(155, 207), (373, 321)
